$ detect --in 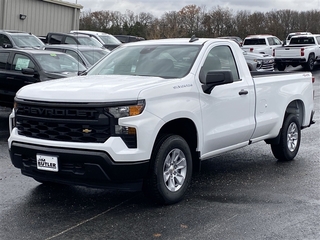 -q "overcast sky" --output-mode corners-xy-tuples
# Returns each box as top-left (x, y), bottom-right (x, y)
(75, 0), (319, 16)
